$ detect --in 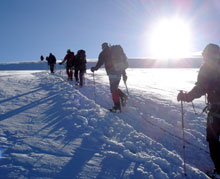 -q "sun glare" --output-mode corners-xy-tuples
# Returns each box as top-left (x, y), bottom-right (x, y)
(149, 18), (192, 59)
